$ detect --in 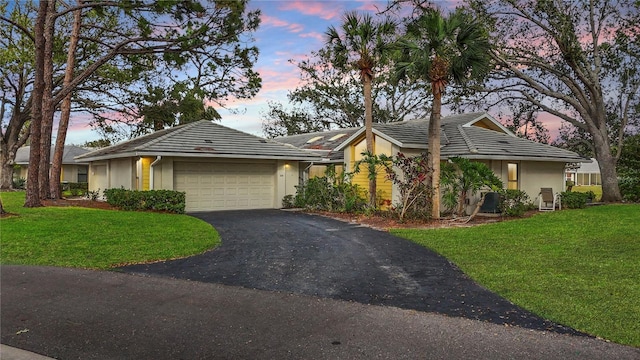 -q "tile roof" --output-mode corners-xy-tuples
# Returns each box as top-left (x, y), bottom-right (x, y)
(275, 127), (359, 161)
(15, 145), (91, 165)
(334, 112), (586, 163)
(76, 120), (320, 162)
